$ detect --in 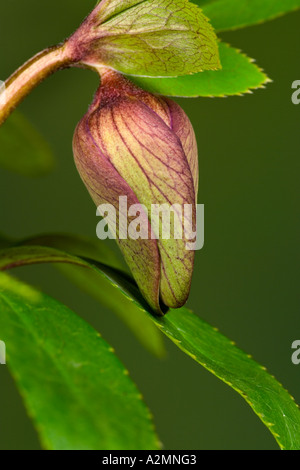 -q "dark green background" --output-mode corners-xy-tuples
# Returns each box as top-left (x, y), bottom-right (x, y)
(0, 0), (299, 450)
